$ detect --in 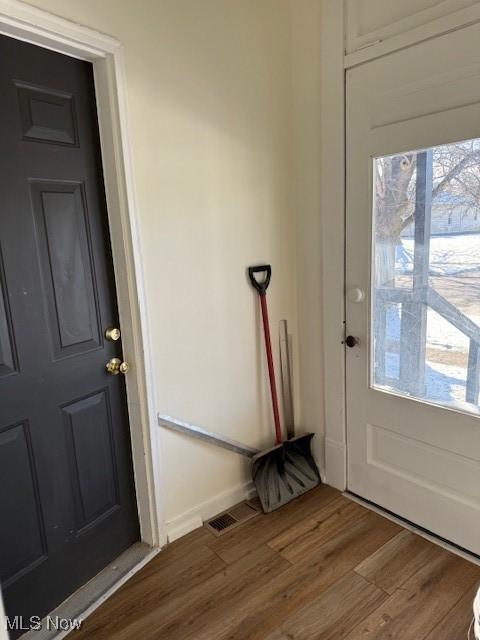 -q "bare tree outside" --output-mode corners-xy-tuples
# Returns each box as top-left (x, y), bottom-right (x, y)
(374, 140), (480, 287)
